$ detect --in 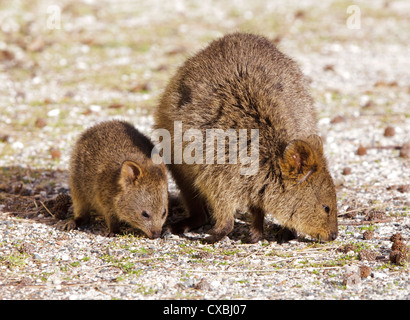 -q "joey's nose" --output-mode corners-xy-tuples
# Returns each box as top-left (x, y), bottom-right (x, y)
(150, 230), (161, 239)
